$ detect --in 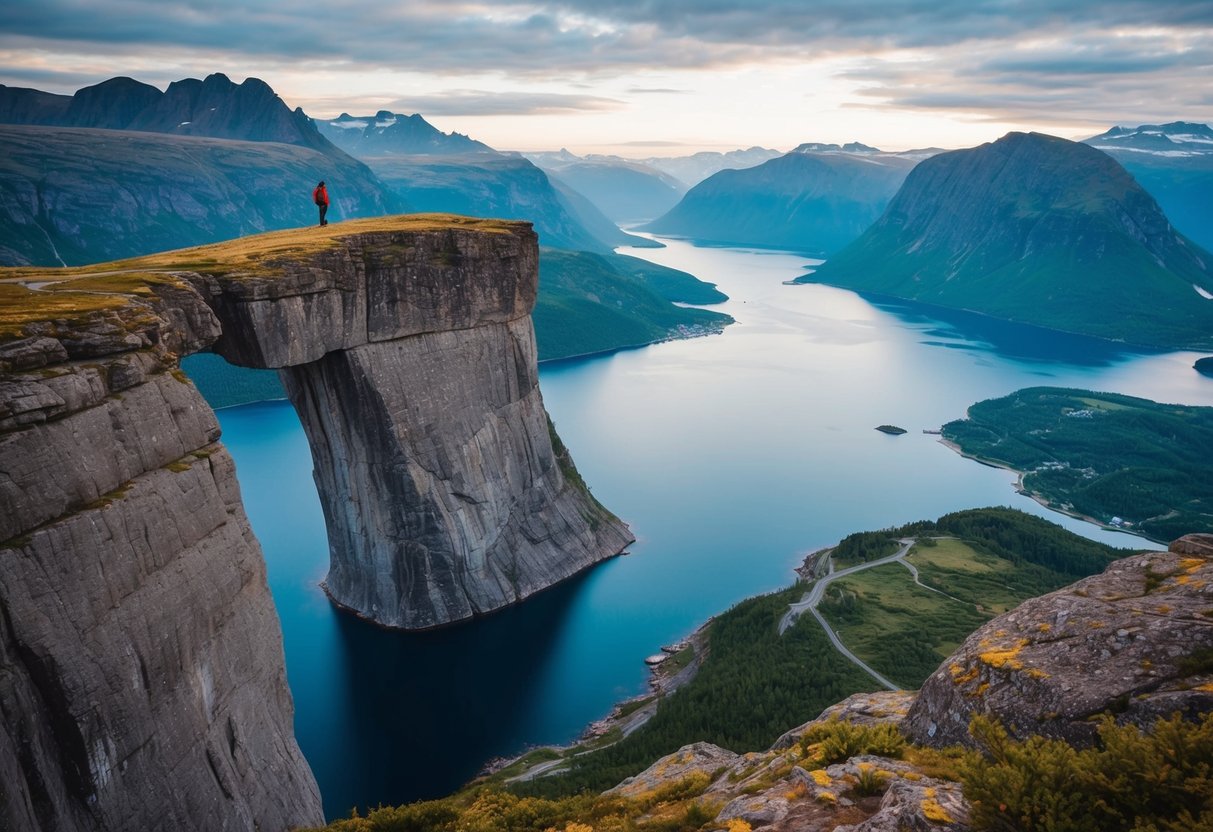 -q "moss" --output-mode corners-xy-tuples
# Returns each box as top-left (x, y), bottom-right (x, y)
(85, 482), (133, 510)
(1, 214), (529, 343)
(0, 534), (33, 550)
